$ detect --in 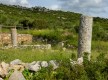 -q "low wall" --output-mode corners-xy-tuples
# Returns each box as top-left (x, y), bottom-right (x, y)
(0, 33), (32, 46)
(20, 44), (51, 49)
